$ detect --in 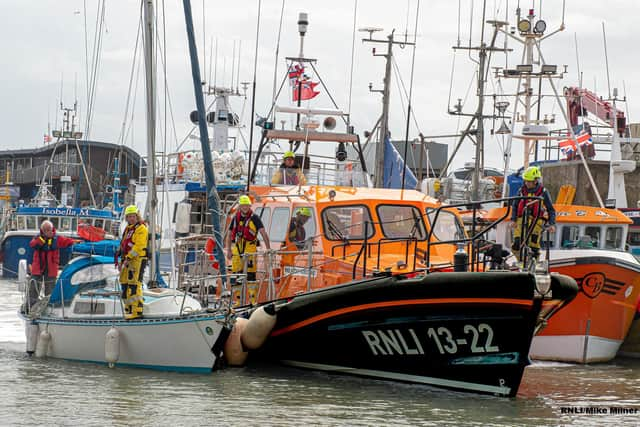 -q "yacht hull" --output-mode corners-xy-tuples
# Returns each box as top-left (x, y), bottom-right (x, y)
(24, 314), (230, 372)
